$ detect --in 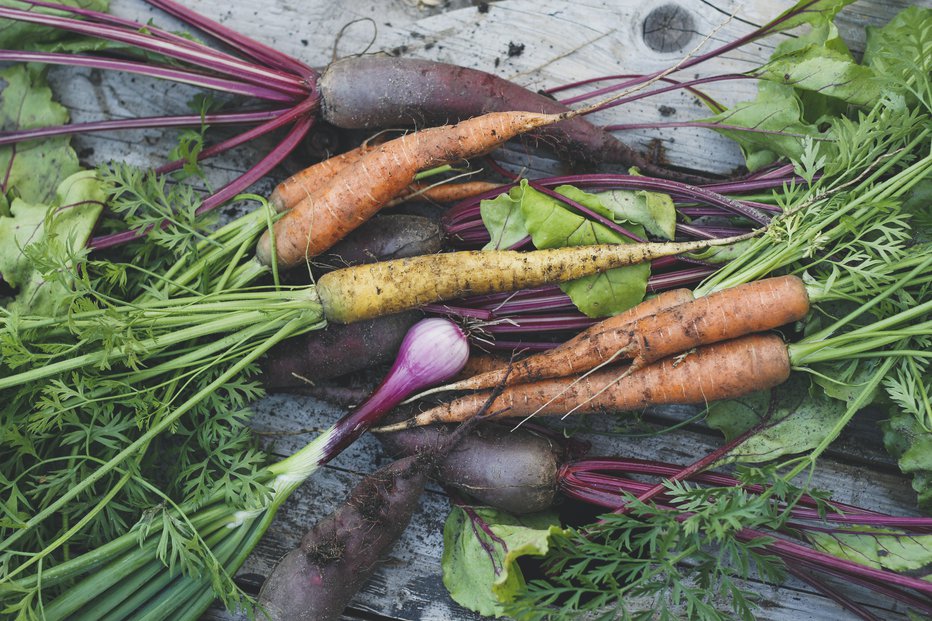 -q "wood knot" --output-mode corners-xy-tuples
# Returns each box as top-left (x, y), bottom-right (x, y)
(642, 4), (695, 53)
